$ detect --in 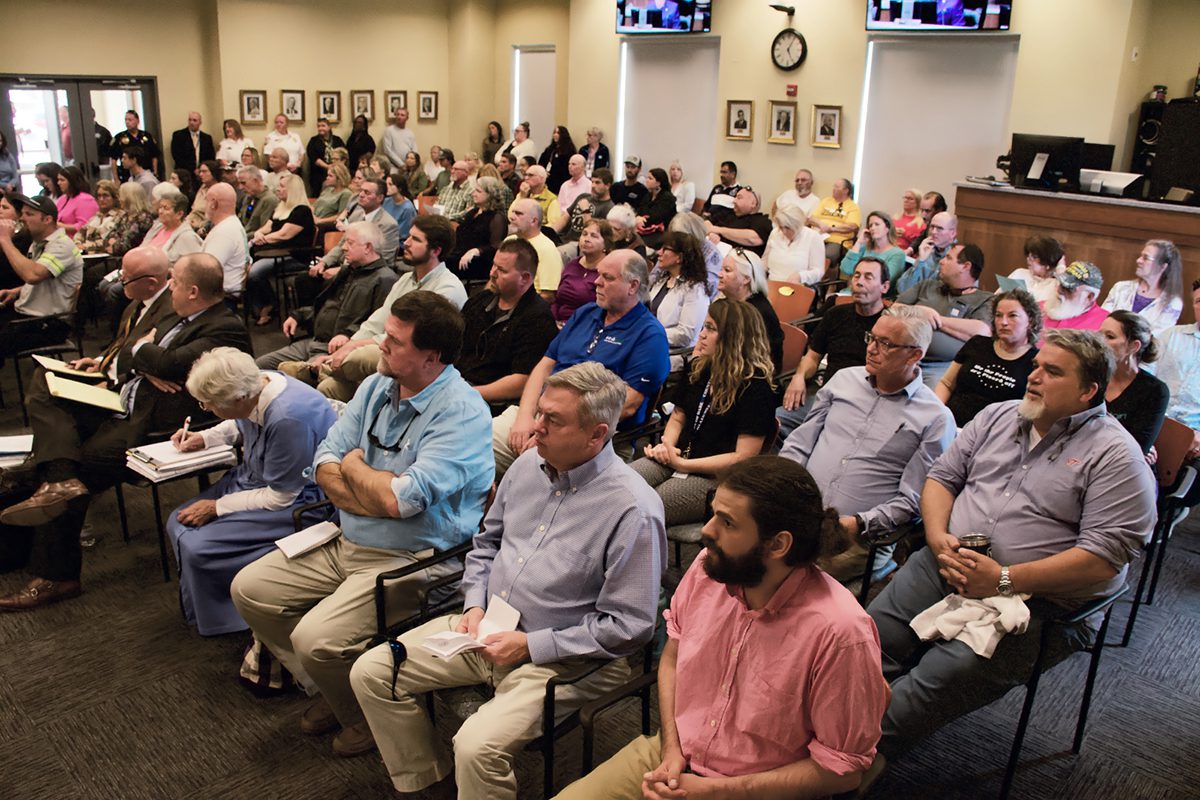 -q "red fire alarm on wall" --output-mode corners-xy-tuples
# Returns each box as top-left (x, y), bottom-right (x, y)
(786, 84), (797, 97)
